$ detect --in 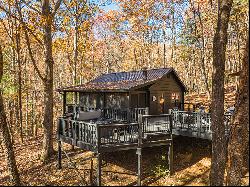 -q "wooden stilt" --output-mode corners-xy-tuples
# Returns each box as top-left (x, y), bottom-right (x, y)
(57, 140), (62, 169)
(90, 158), (93, 186)
(97, 153), (102, 186)
(137, 114), (143, 186)
(168, 141), (174, 175)
(137, 148), (142, 186)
